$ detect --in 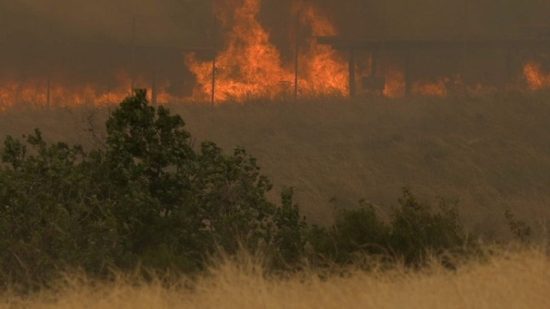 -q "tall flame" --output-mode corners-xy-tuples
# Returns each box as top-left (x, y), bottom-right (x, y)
(185, 0), (348, 103)
(296, 2), (349, 96)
